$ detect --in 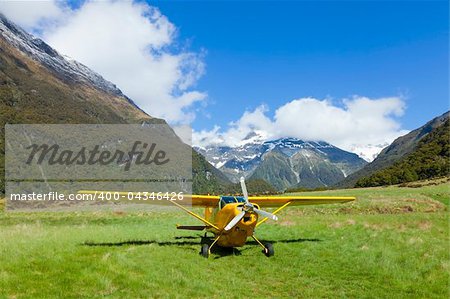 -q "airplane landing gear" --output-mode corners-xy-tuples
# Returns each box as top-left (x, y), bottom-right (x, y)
(200, 244), (209, 258)
(200, 233), (222, 258)
(252, 235), (274, 257)
(263, 243), (274, 257)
